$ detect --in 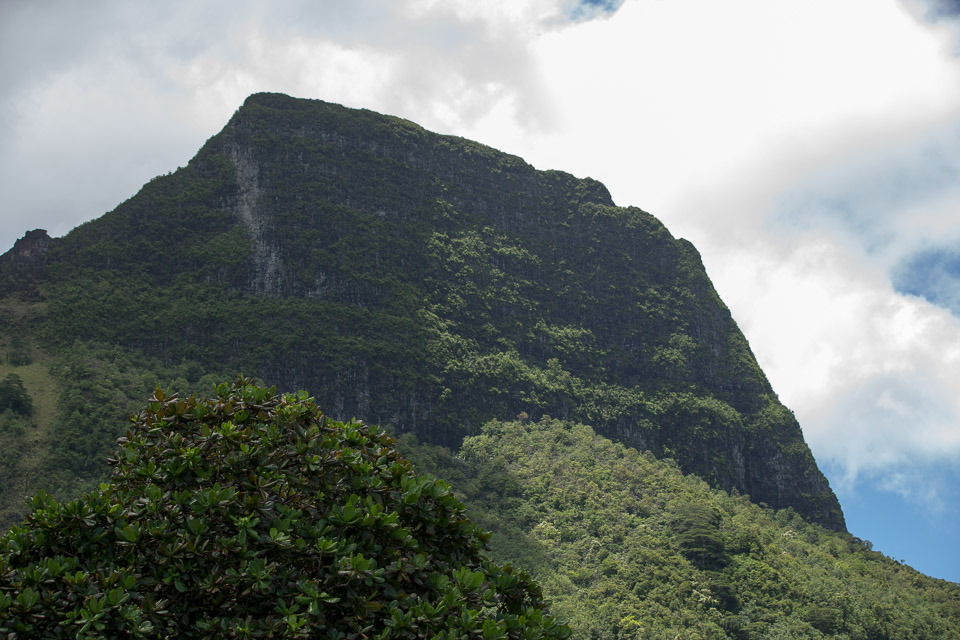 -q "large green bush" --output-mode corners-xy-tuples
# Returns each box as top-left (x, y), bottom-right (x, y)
(0, 378), (569, 639)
